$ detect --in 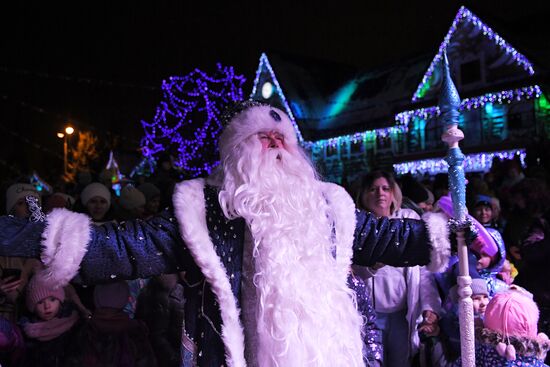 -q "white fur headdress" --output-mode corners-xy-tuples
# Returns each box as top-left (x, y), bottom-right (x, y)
(218, 101), (298, 160)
